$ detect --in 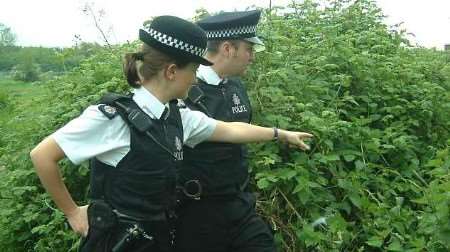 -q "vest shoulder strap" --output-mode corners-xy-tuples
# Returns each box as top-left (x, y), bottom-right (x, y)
(98, 92), (131, 105)
(187, 84), (205, 104)
(185, 81), (211, 116)
(98, 92), (154, 133)
(96, 93), (131, 120)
